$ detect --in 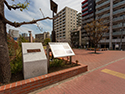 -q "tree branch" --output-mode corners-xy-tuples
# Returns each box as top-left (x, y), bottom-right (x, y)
(4, 0), (22, 10)
(0, 13), (58, 27)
